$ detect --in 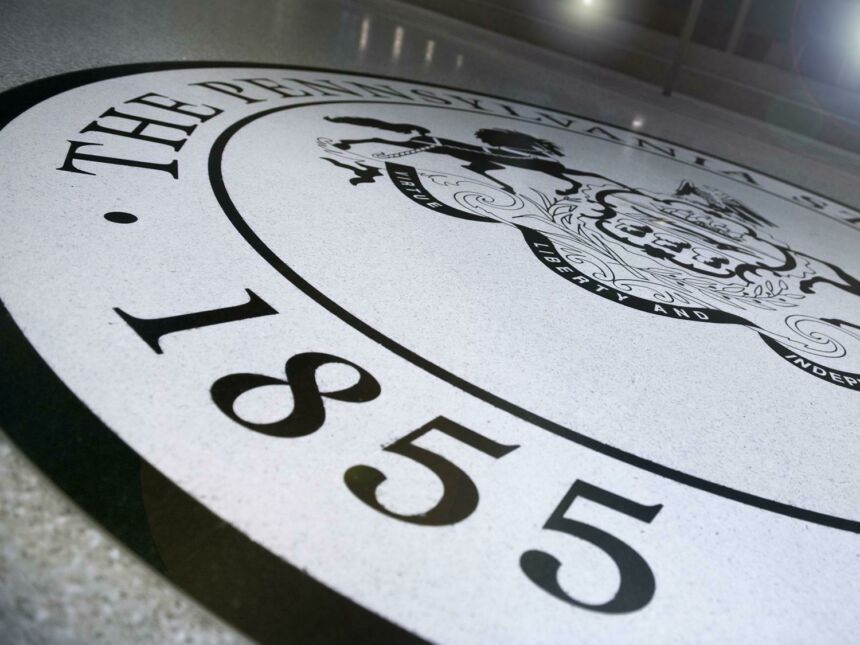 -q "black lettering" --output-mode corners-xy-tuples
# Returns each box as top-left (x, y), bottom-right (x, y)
(80, 107), (196, 151)
(347, 82), (413, 100)
(115, 288), (277, 353)
(190, 81), (265, 104)
(288, 78), (362, 97)
(792, 193), (828, 210)
(446, 95), (488, 111)
(241, 78), (312, 98)
(636, 138), (676, 158)
(497, 103), (524, 117)
(126, 92), (223, 122)
(721, 169), (759, 185)
(410, 88), (452, 105)
(537, 112), (576, 128)
(58, 140), (178, 178)
(584, 126), (623, 142)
